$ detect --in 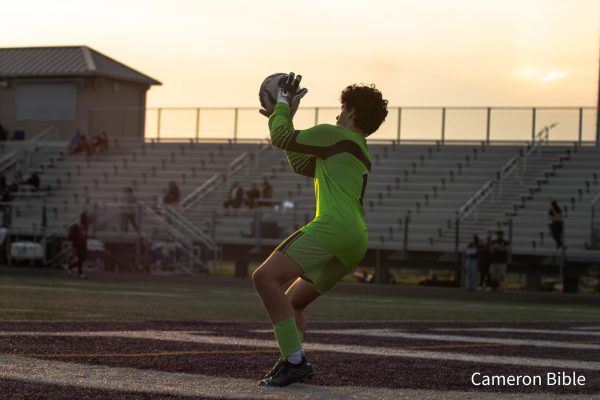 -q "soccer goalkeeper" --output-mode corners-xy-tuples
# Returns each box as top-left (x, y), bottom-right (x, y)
(252, 74), (388, 387)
